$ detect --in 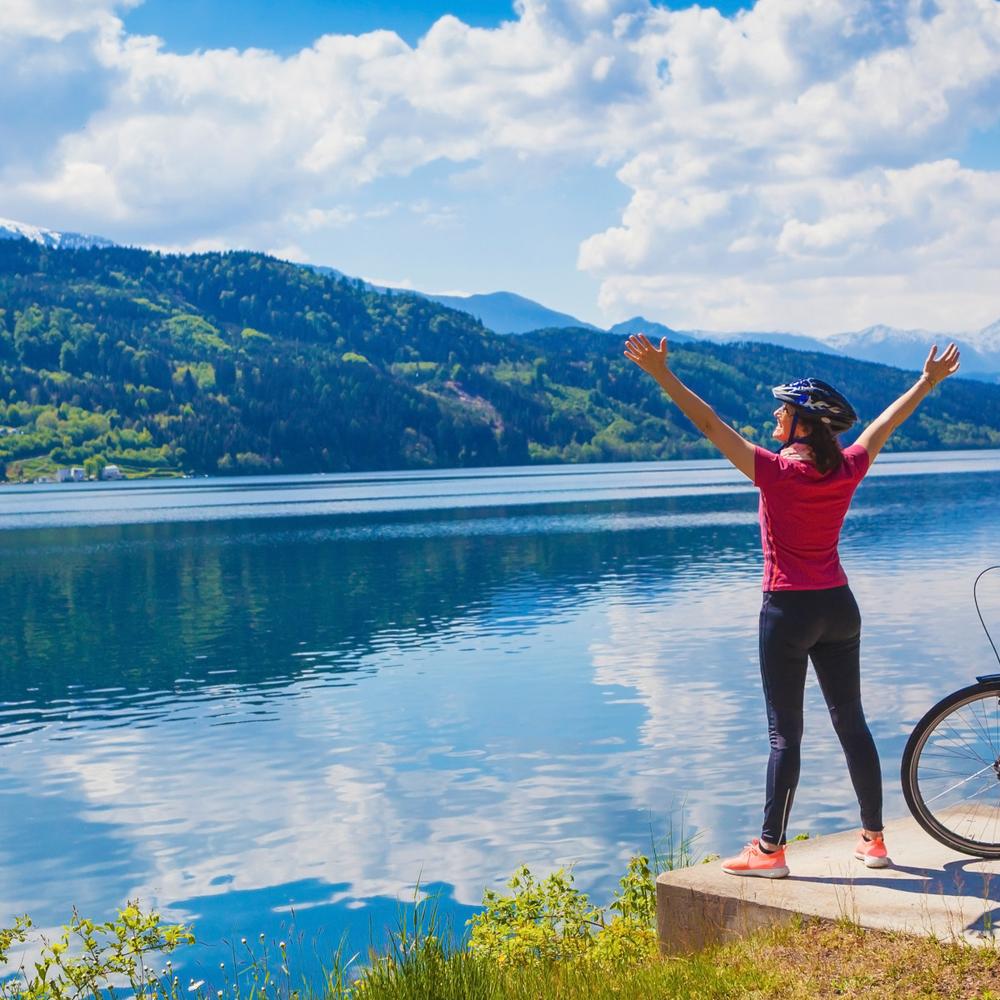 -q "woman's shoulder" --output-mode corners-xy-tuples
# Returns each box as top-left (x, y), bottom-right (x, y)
(756, 442), (868, 487)
(754, 444), (815, 486)
(841, 443), (871, 476)
(753, 445), (782, 488)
